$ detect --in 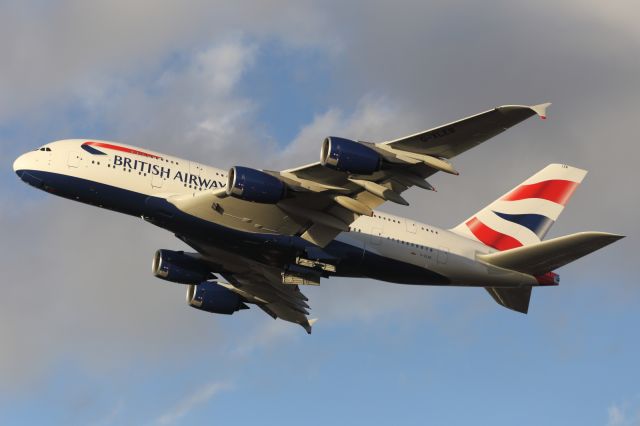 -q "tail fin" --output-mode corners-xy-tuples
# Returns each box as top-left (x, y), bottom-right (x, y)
(451, 164), (587, 250)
